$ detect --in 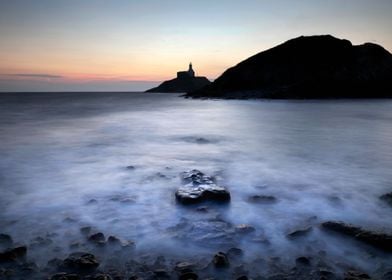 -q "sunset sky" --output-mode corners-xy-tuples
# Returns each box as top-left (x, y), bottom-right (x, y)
(1, 0), (392, 92)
